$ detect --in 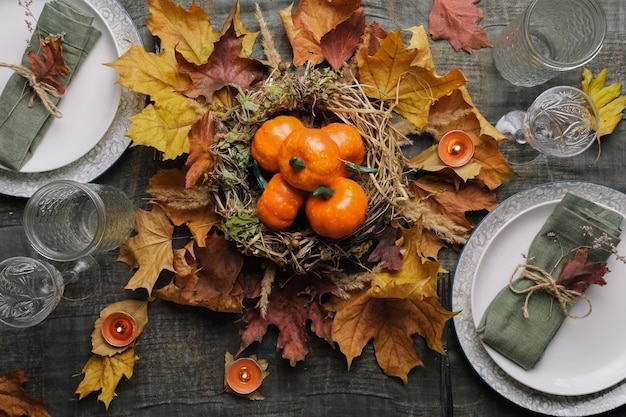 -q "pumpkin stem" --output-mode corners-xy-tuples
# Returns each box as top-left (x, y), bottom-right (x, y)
(252, 160), (268, 190)
(344, 161), (379, 175)
(289, 156), (306, 170)
(312, 186), (335, 199)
